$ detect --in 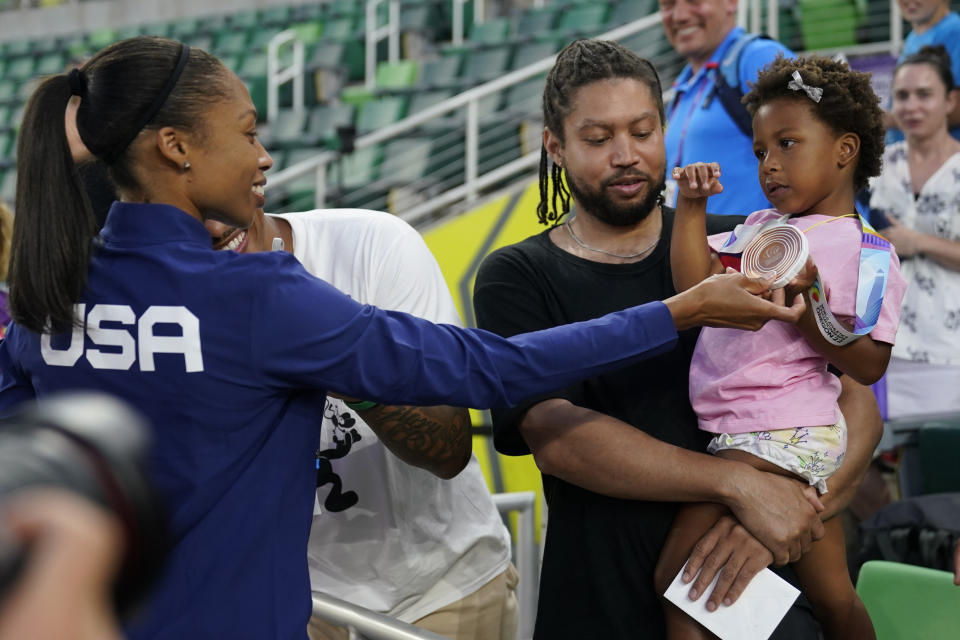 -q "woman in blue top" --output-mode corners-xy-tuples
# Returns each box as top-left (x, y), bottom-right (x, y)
(2, 37), (816, 639)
